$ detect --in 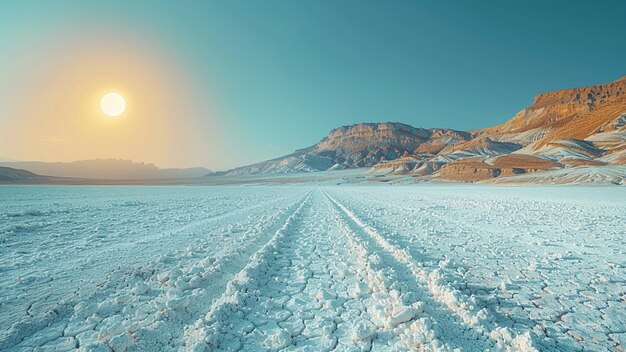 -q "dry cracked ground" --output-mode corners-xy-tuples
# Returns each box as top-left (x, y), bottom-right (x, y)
(0, 185), (624, 351)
